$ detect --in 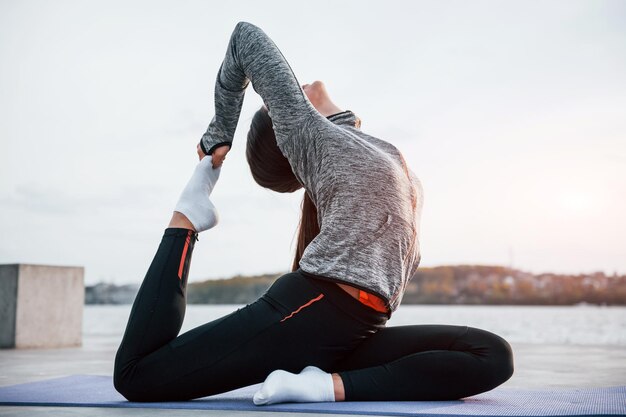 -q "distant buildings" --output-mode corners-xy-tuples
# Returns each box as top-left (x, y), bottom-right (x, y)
(85, 282), (139, 304)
